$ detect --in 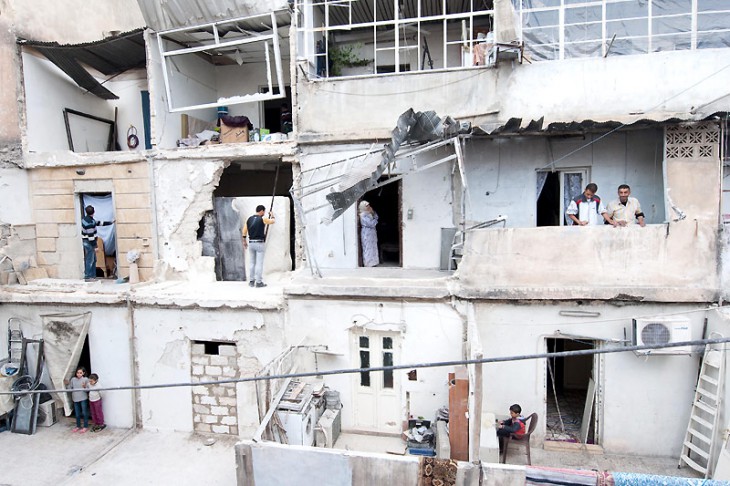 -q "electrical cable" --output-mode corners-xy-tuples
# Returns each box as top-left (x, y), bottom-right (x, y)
(4, 336), (729, 397)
